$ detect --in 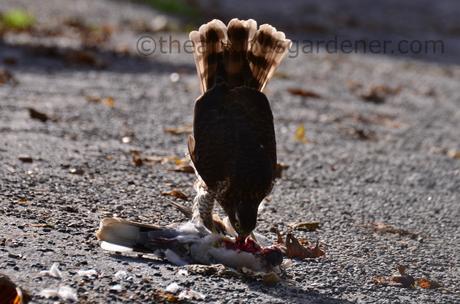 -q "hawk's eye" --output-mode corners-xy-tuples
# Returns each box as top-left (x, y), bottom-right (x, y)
(233, 221), (240, 230)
